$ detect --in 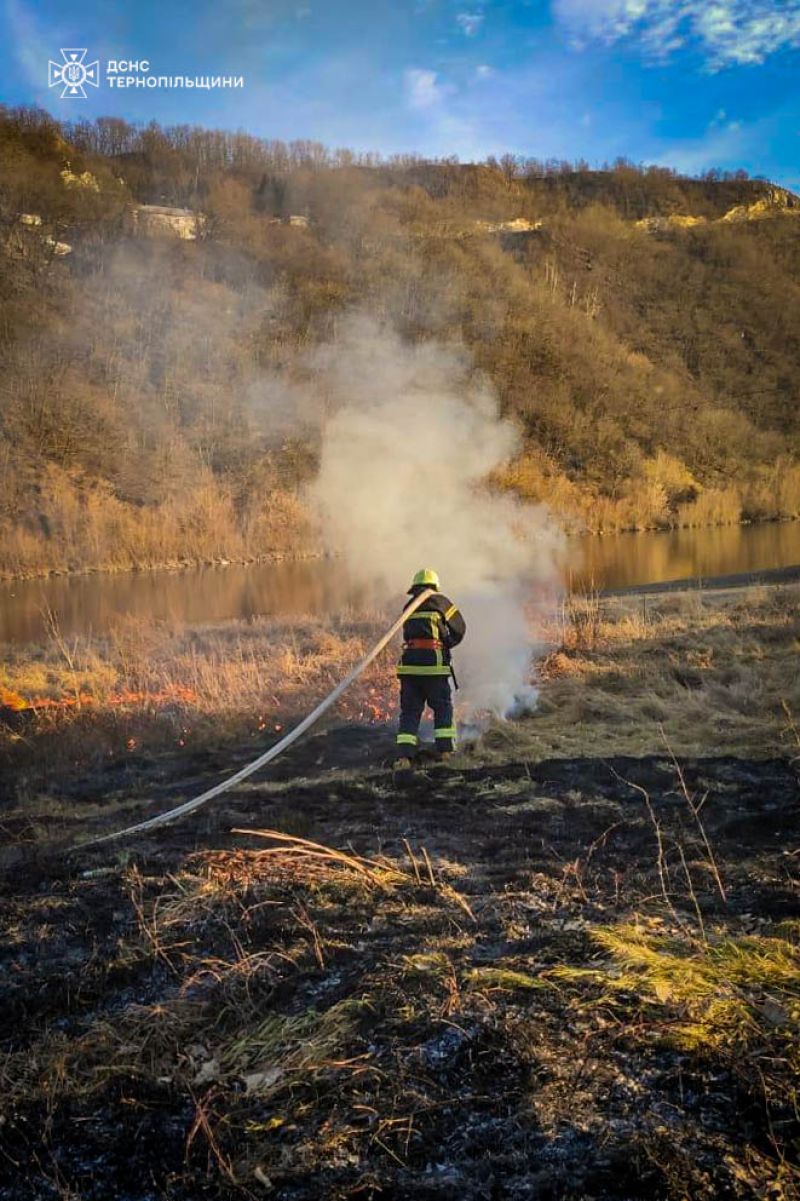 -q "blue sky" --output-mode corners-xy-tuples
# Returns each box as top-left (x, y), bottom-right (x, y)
(2, 0), (799, 186)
